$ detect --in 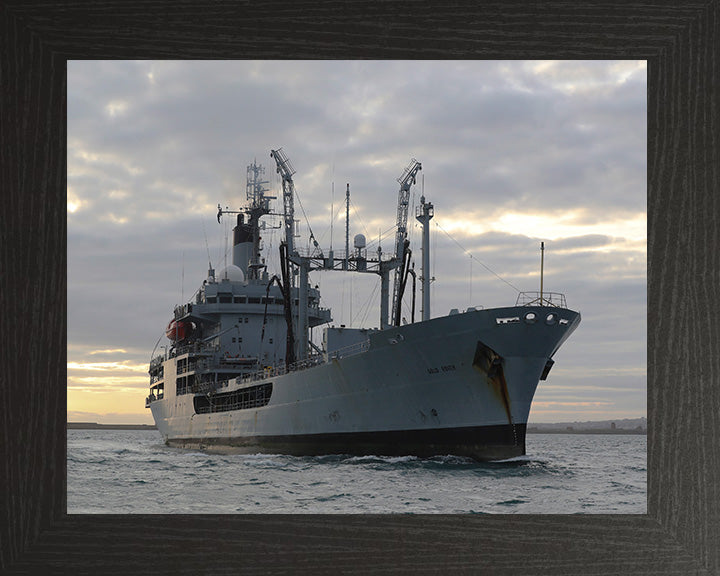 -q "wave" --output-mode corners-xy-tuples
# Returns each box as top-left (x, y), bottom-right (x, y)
(496, 498), (528, 506)
(490, 455), (534, 464)
(341, 454), (419, 465)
